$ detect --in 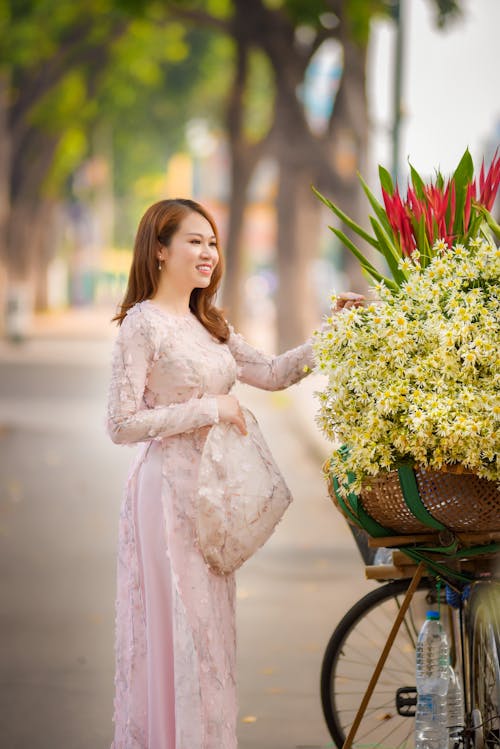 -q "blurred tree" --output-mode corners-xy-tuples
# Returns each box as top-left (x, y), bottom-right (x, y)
(0, 0), (463, 340)
(171, 0), (462, 348)
(95, 13), (233, 242)
(0, 0), (228, 329)
(0, 0), (132, 328)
